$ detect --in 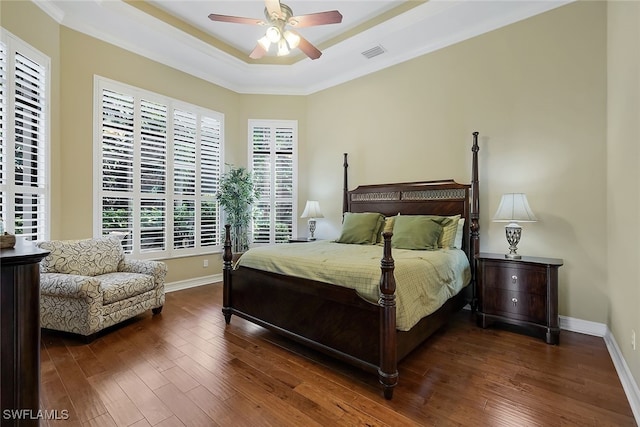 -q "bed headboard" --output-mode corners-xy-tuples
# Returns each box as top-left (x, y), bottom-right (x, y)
(345, 179), (472, 251)
(342, 132), (480, 290)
